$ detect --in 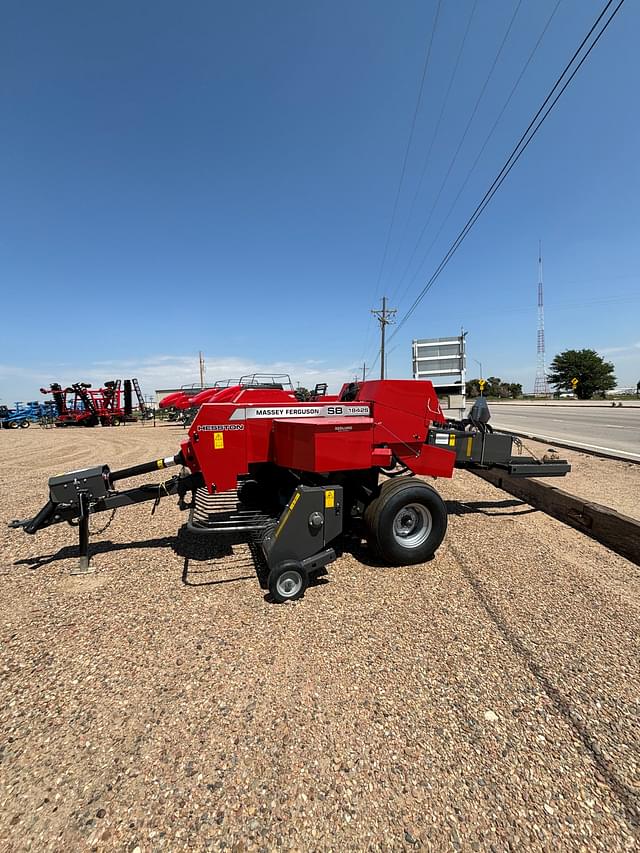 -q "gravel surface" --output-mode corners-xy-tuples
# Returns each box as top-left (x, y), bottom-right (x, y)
(512, 437), (640, 520)
(1, 425), (639, 851)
